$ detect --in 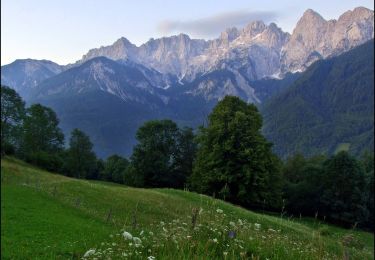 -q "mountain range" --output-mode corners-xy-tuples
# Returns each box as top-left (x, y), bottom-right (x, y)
(1, 7), (374, 158)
